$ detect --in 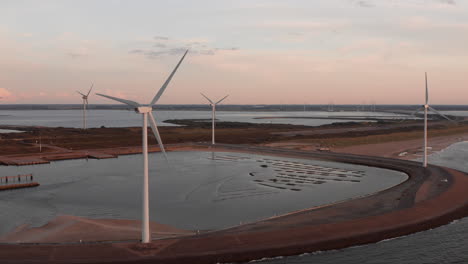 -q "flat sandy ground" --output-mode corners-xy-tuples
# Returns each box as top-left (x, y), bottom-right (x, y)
(336, 133), (468, 159)
(1, 119), (468, 159)
(266, 133), (468, 160)
(0, 215), (194, 244)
